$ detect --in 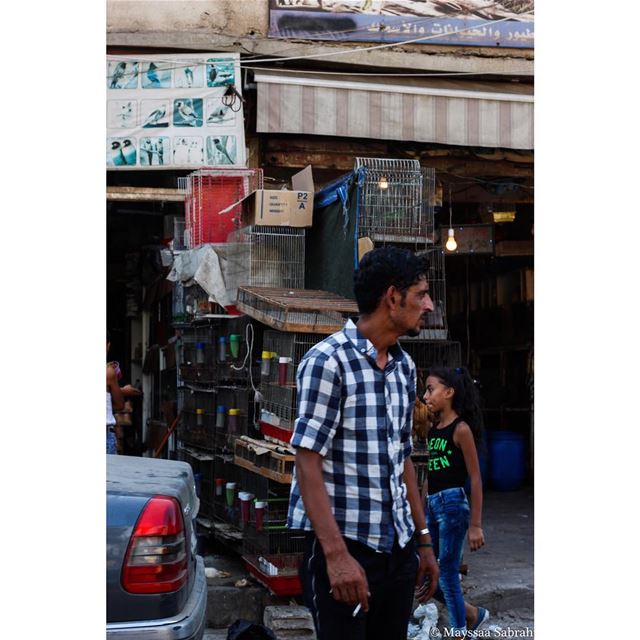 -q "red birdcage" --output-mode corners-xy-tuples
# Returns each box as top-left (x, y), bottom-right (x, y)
(185, 168), (263, 247)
